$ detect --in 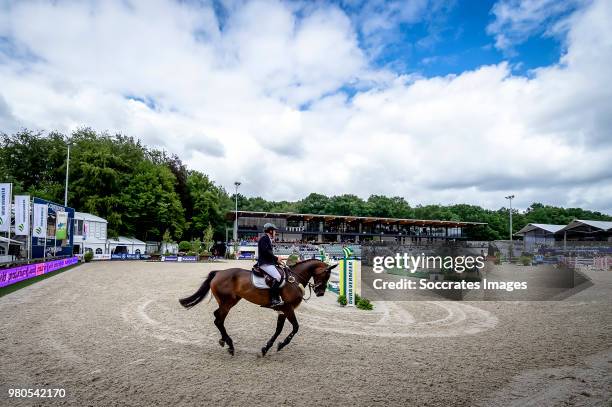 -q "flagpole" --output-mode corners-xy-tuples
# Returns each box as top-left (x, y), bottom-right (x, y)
(7, 183), (13, 245)
(7, 184), (12, 259)
(54, 213), (57, 259)
(43, 204), (48, 261)
(28, 199), (32, 262)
